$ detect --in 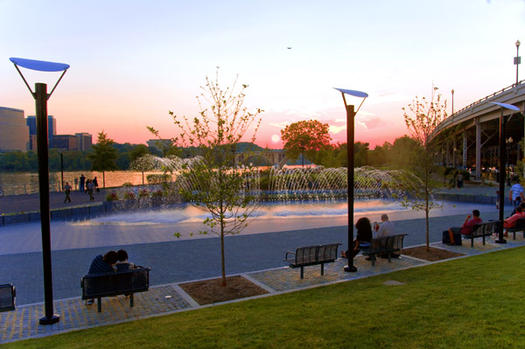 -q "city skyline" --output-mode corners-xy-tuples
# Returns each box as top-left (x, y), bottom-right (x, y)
(1, 0), (524, 148)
